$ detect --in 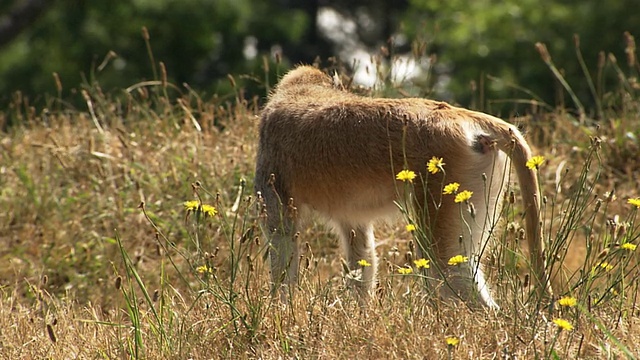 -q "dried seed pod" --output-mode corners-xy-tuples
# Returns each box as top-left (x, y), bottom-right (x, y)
(46, 323), (56, 343)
